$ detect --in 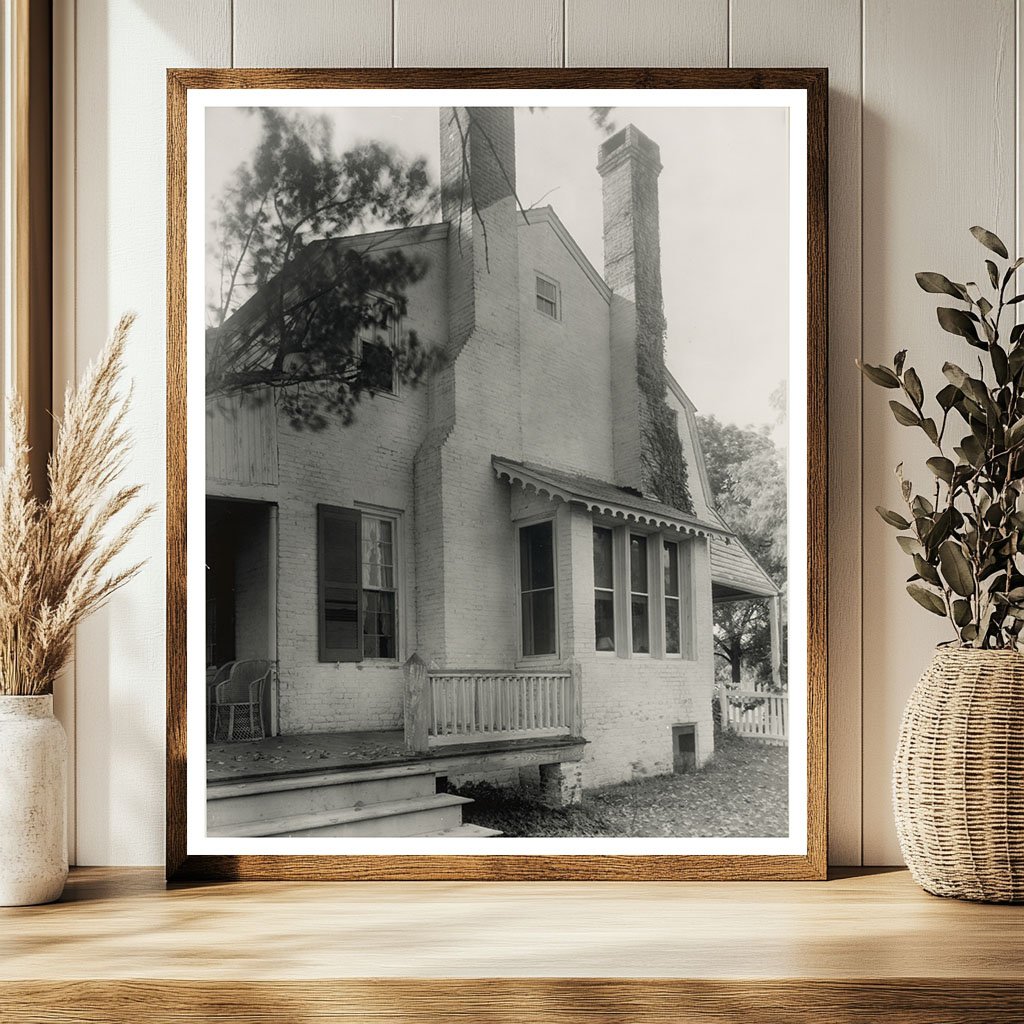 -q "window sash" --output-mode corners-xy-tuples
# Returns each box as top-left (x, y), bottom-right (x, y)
(630, 534), (650, 654)
(535, 275), (559, 319)
(362, 514), (398, 660)
(519, 521), (557, 657)
(318, 504), (363, 663)
(357, 299), (397, 394)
